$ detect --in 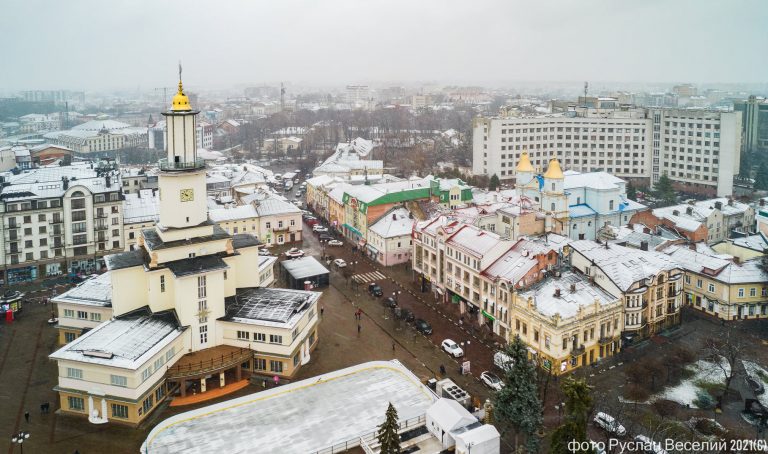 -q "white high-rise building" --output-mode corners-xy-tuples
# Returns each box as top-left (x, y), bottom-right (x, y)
(473, 107), (742, 197)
